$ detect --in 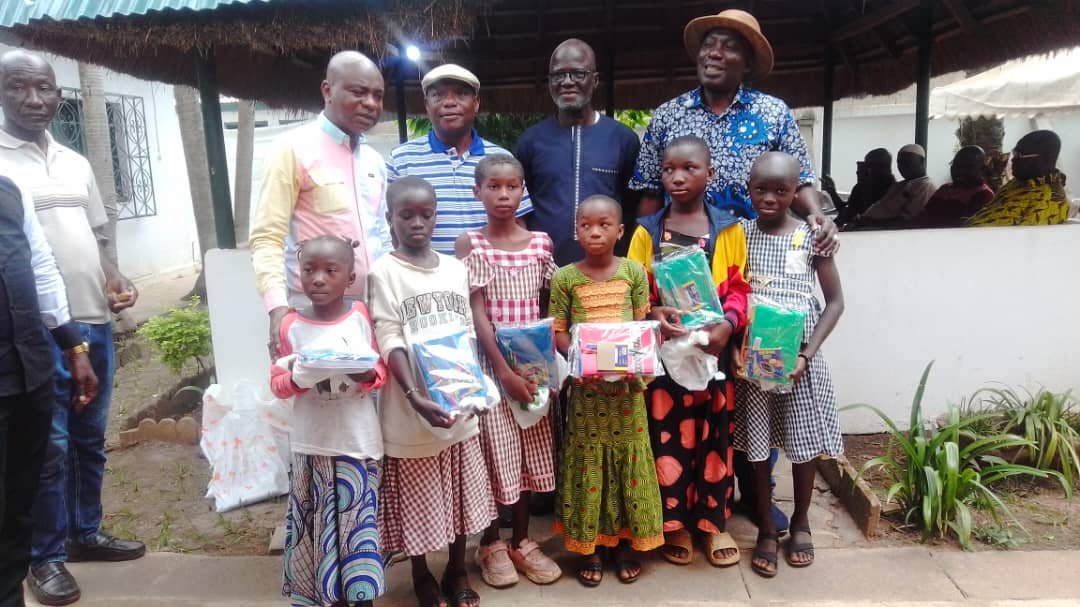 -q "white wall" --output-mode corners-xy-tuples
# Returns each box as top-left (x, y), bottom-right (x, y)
(0, 44), (199, 282)
(831, 223), (1080, 432)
